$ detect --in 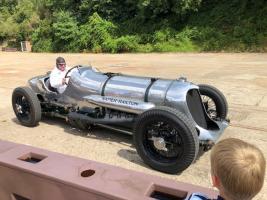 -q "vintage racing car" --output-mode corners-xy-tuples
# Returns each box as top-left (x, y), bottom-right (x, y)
(12, 65), (229, 174)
